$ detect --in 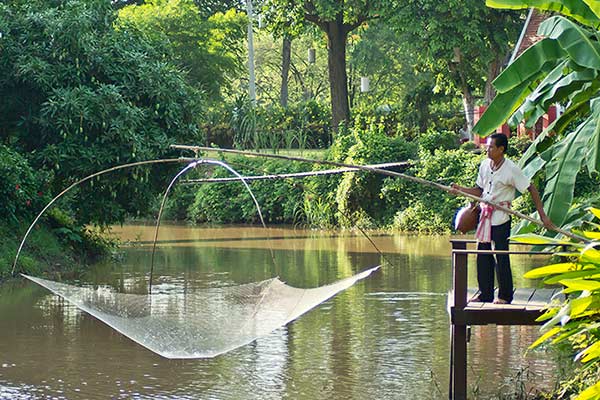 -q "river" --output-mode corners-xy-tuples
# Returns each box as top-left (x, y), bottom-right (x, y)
(0, 223), (560, 399)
